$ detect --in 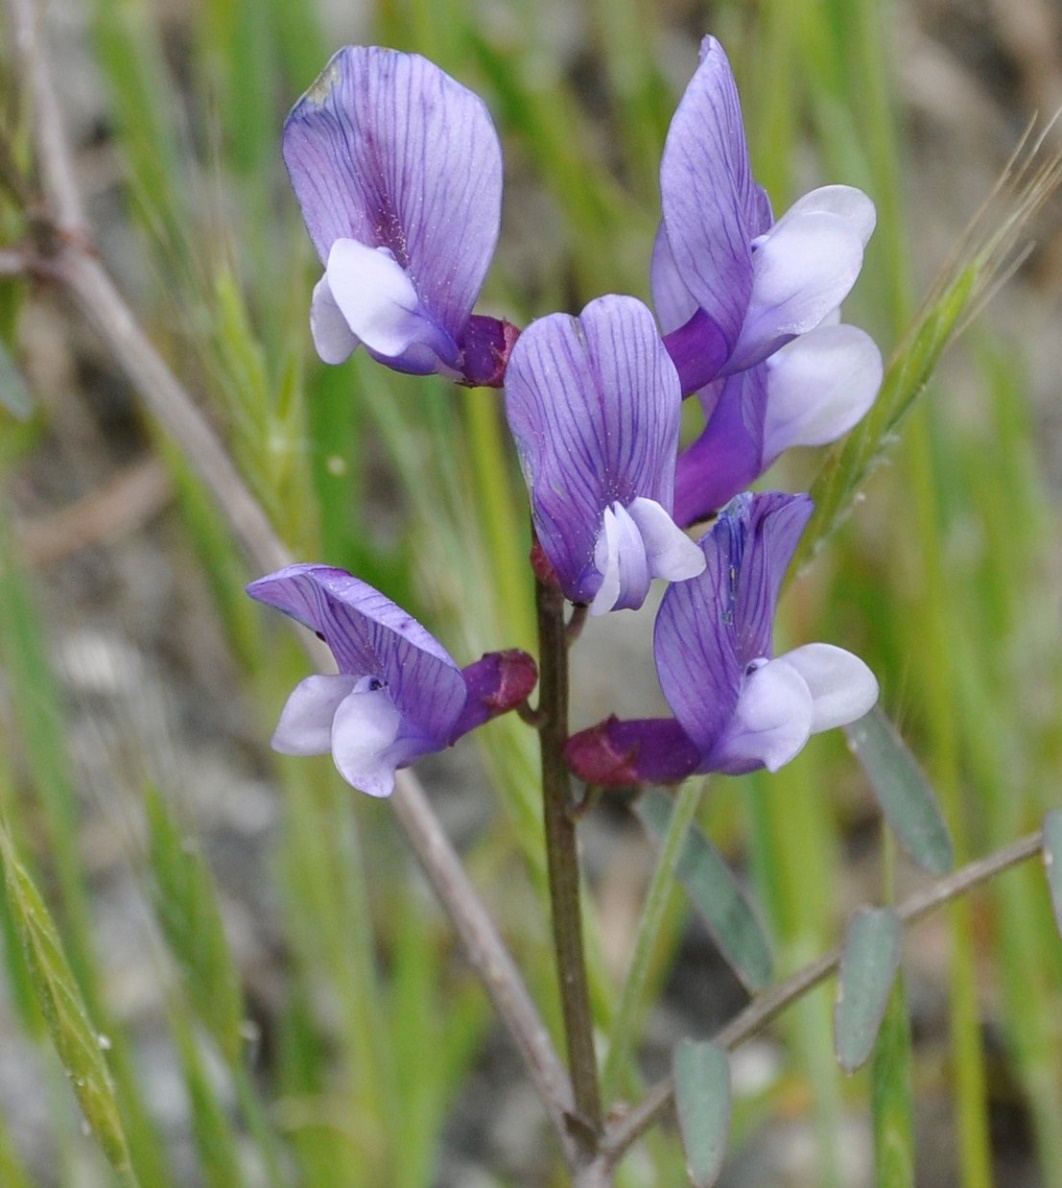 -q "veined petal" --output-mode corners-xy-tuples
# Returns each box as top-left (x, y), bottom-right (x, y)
(272, 674), (360, 755)
(330, 683), (406, 797)
(311, 274), (360, 364)
(761, 324), (883, 463)
(659, 37), (757, 355)
(707, 656), (814, 774)
(325, 238), (459, 372)
(650, 223), (698, 334)
(505, 295), (683, 603)
(247, 565), (467, 751)
(283, 46), (502, 340)
(774, 643), (879, 732)
(729, 208), (869, 371)
(731, 492), (814, 665)
(654, 492), (813, 752)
